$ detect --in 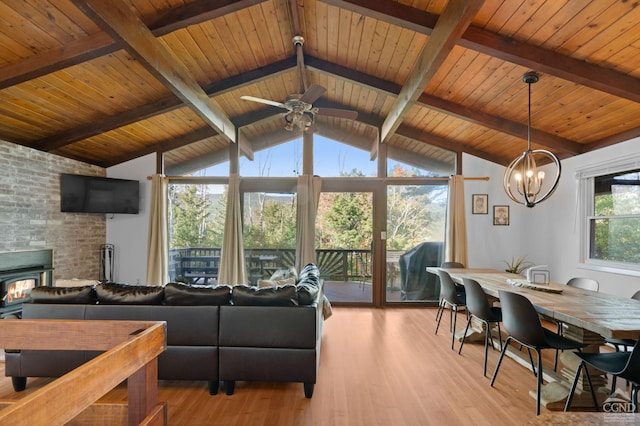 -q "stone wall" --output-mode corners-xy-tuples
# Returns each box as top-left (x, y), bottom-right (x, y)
(0, 140), (106, 280)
